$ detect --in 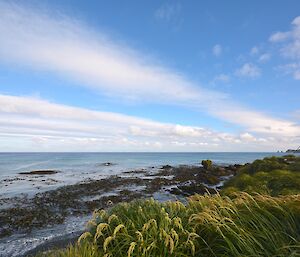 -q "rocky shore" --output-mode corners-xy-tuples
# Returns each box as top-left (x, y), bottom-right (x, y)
(0, 162), (241, 240)
(0, 162), (244, 256)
